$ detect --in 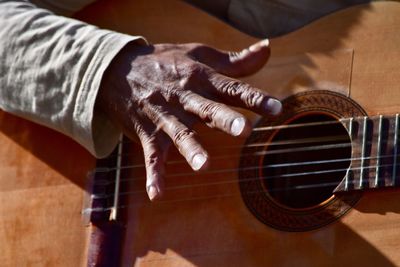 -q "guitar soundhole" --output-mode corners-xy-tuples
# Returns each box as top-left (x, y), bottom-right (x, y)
(262, 114), (351, 209)
(239, 90), (365, 231)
